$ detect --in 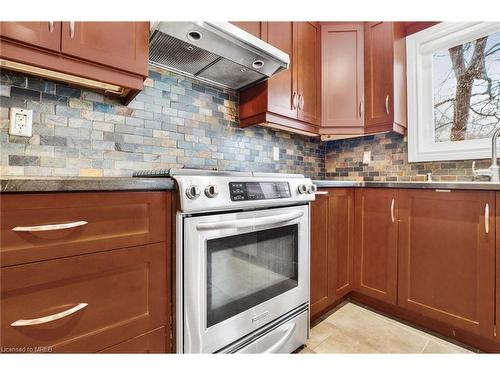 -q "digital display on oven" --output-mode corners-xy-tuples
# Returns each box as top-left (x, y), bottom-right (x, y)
(229, 182), (291, 201)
